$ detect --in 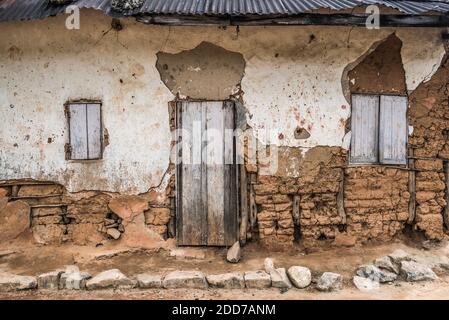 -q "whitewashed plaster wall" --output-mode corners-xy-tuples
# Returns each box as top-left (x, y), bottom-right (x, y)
(0, 9), (445, 193)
